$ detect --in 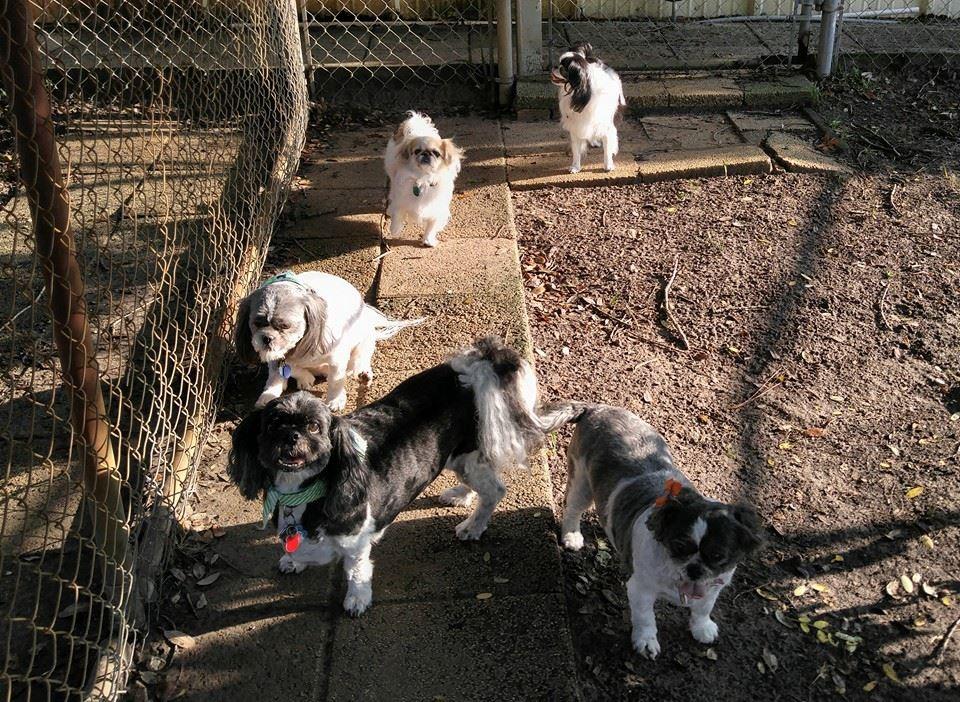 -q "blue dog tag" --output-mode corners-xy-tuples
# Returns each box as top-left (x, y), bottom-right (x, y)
(280, 363), (292, 379)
